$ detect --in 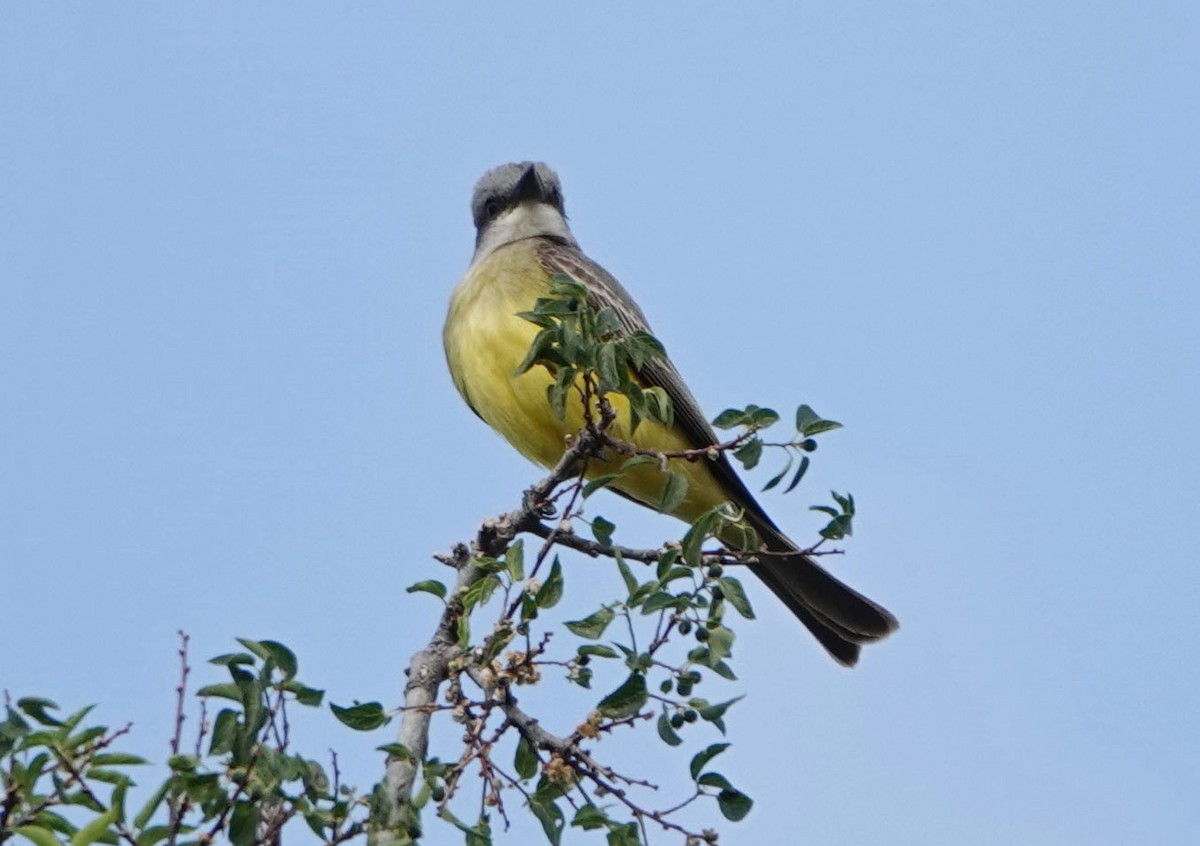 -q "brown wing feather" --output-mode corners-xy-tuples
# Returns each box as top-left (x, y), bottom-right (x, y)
(535, 239), (898, 661)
